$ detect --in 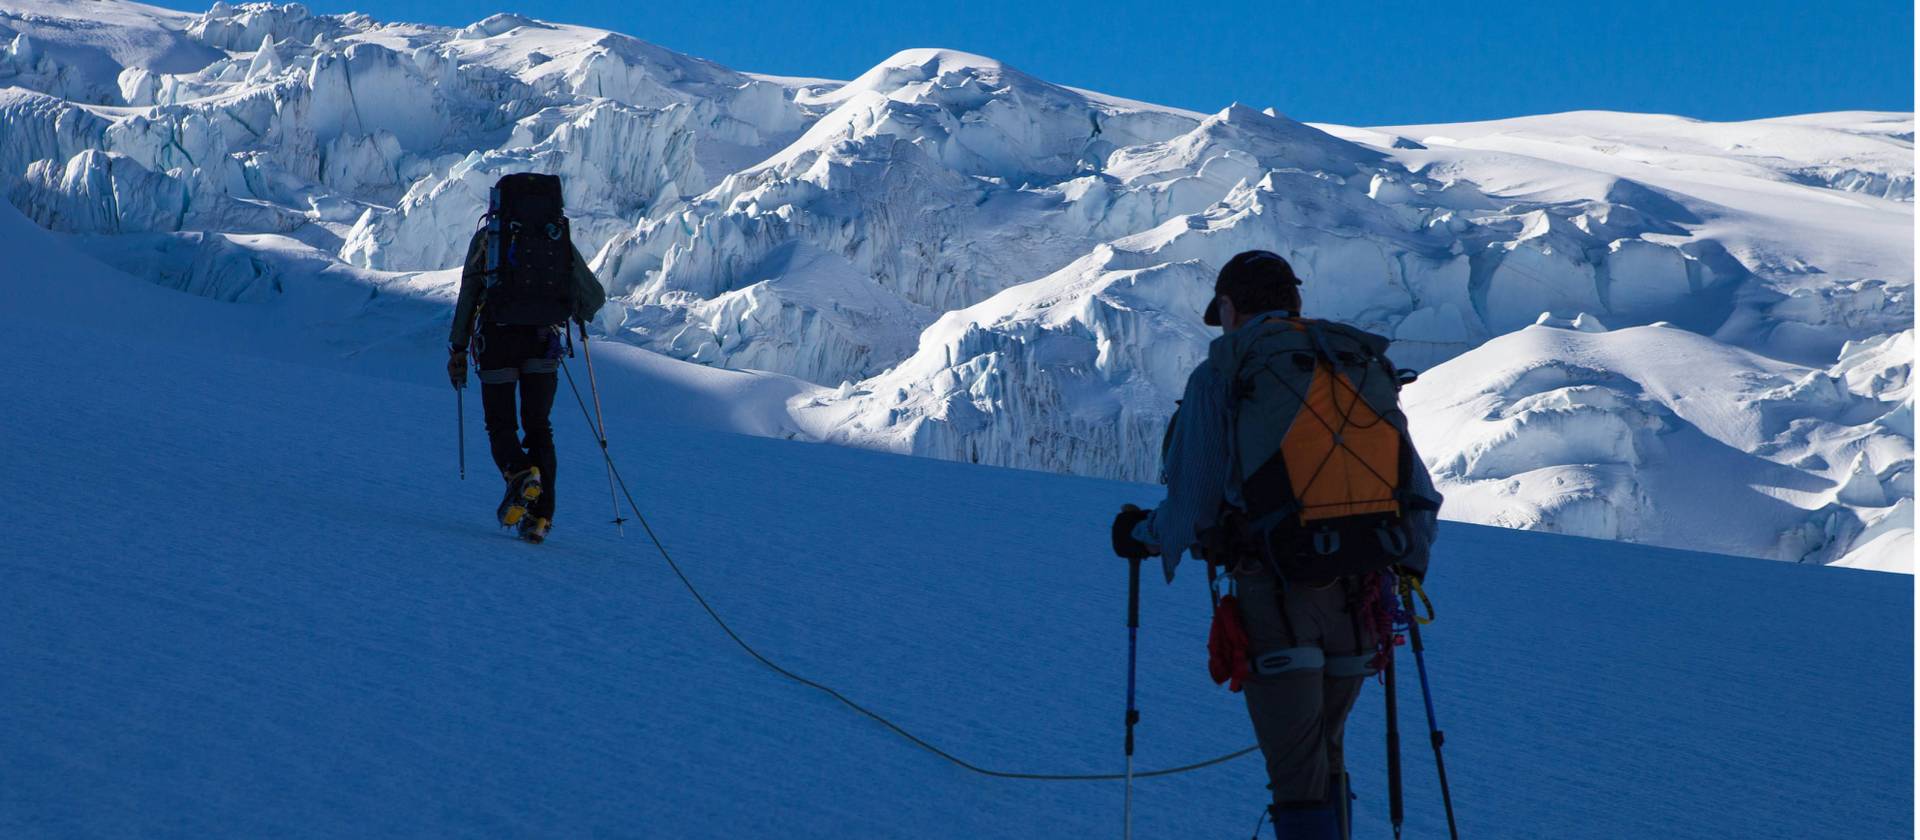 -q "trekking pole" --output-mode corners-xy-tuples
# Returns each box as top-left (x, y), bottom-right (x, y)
(1386, 637), (1404, 840)
(1407, 619), (1460, 839)
(1123, 555), (1142, 840)
(455, 384), (466, 480)
(576, 323), (628, 534)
